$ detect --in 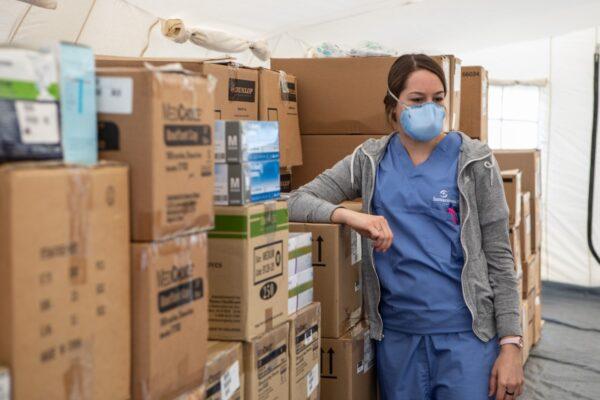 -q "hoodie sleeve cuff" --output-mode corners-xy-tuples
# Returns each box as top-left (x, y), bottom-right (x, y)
(496, 312), (523, 338)
(314, 202), (342, 223)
